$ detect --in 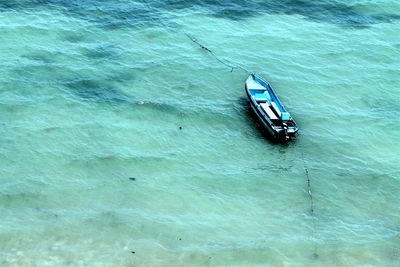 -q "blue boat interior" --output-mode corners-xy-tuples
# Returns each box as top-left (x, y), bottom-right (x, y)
(251, 77), (286, 112)
(246, 74), (298, 137)
(247, 75), (290, 121)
